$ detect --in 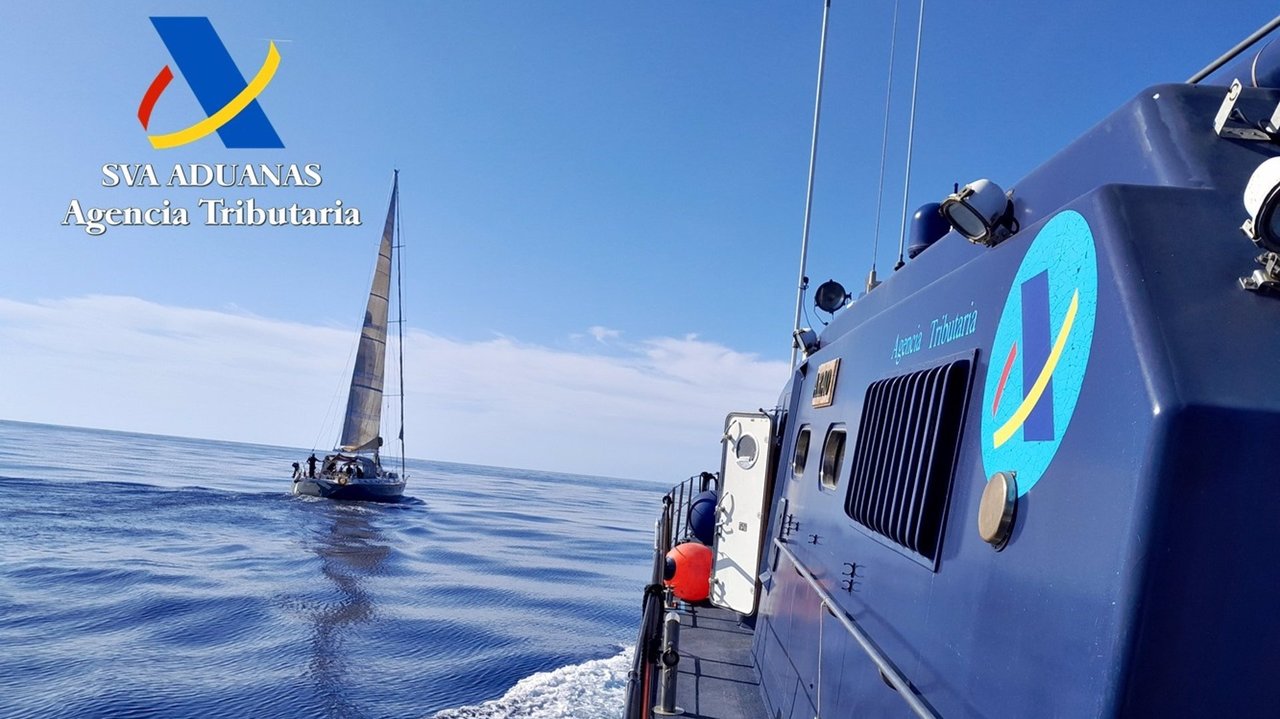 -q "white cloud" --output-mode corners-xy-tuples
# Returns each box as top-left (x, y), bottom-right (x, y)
(587, 325), (621, 343)
(0, 296), (788, 481)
